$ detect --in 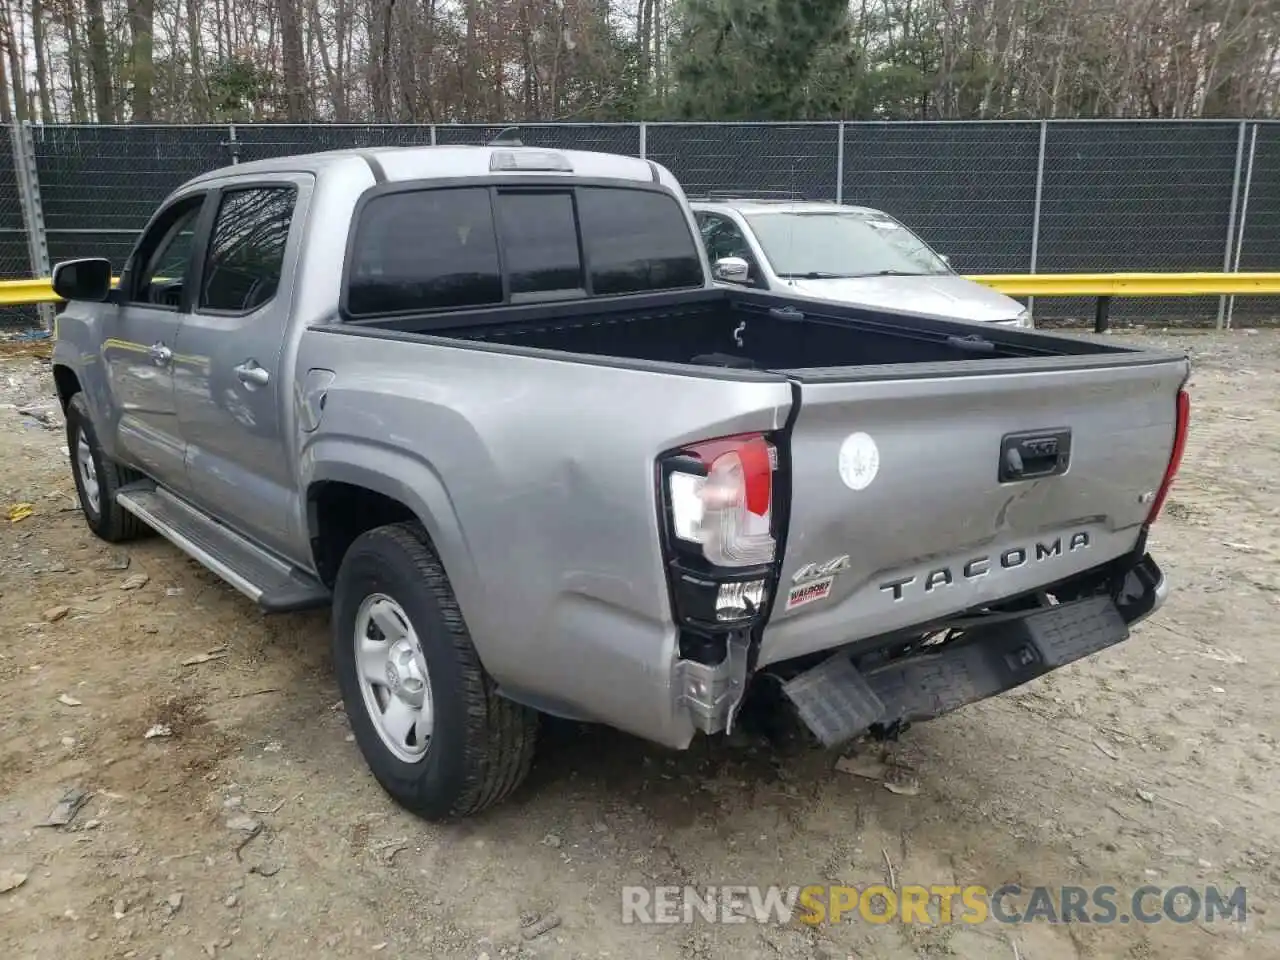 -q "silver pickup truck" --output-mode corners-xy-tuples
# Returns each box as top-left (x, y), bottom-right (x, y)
(49, 144), (1190, 820)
